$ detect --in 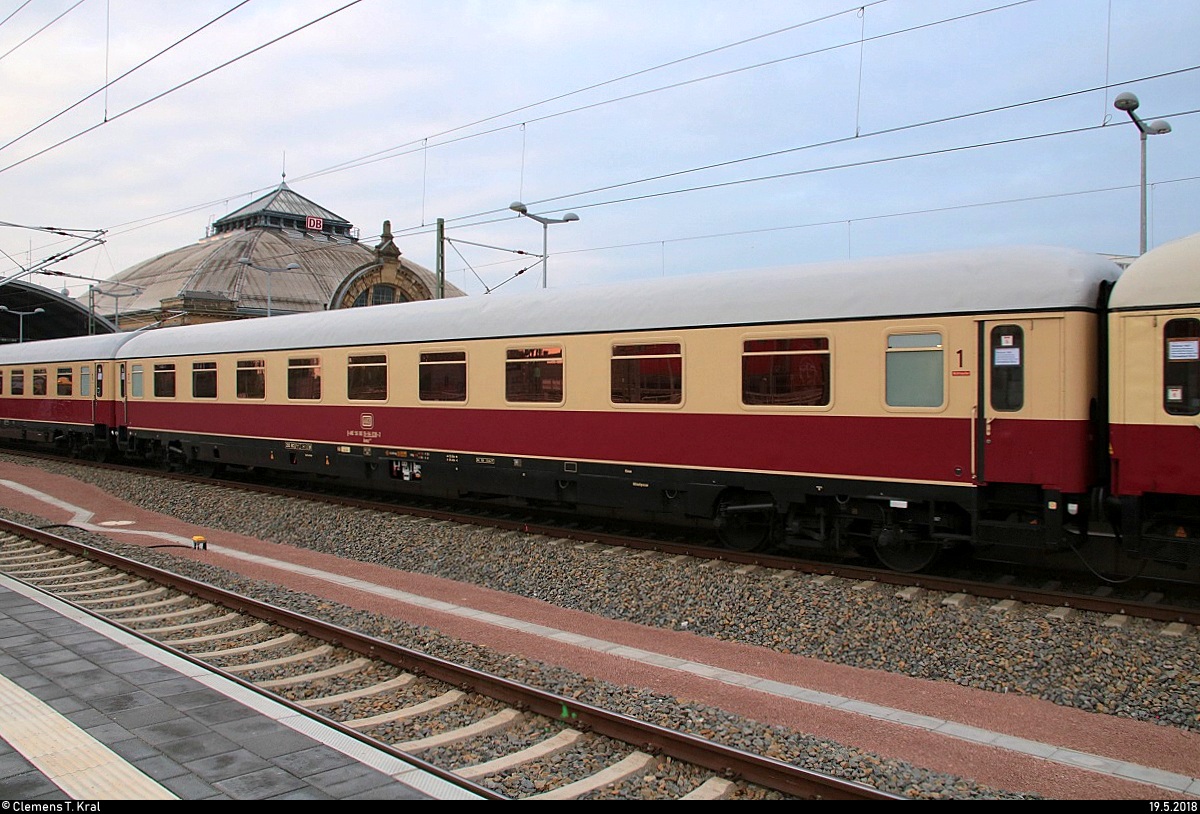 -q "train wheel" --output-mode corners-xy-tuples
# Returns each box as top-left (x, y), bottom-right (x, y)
(718, 511), (772, 552)
(872, 528), (940, 573)
(156, 450), (173, 472)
